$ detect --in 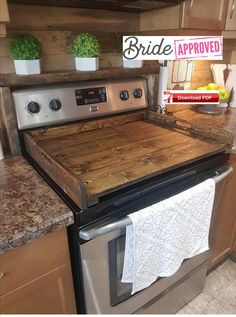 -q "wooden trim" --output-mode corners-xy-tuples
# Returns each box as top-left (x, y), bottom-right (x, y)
(222, 31), (236, 40)
(208, 248), (232, 272)
(0, 107), (9, 155)
(0, 66), (160, 87)
(0, 86), (21, 155)
(146, 111), (234, 151)
(146, 73), (159, 111)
